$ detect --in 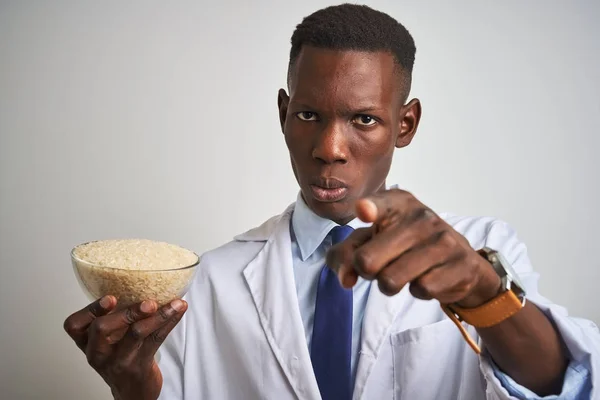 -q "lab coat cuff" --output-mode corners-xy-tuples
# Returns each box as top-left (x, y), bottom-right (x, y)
(478, 298), (597, 399)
